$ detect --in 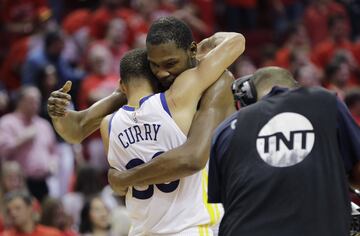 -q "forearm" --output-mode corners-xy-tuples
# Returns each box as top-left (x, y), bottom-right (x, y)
(51, 110), (85, 144)
(52, 91), (126, 143)
(109, 107), (230, 188)
(197, 32), (241, 56)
